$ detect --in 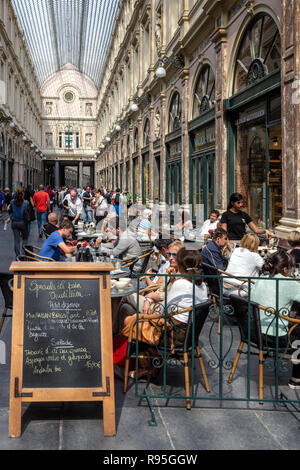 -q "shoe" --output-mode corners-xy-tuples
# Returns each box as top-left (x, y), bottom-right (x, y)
(288, 379), (300, 390)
